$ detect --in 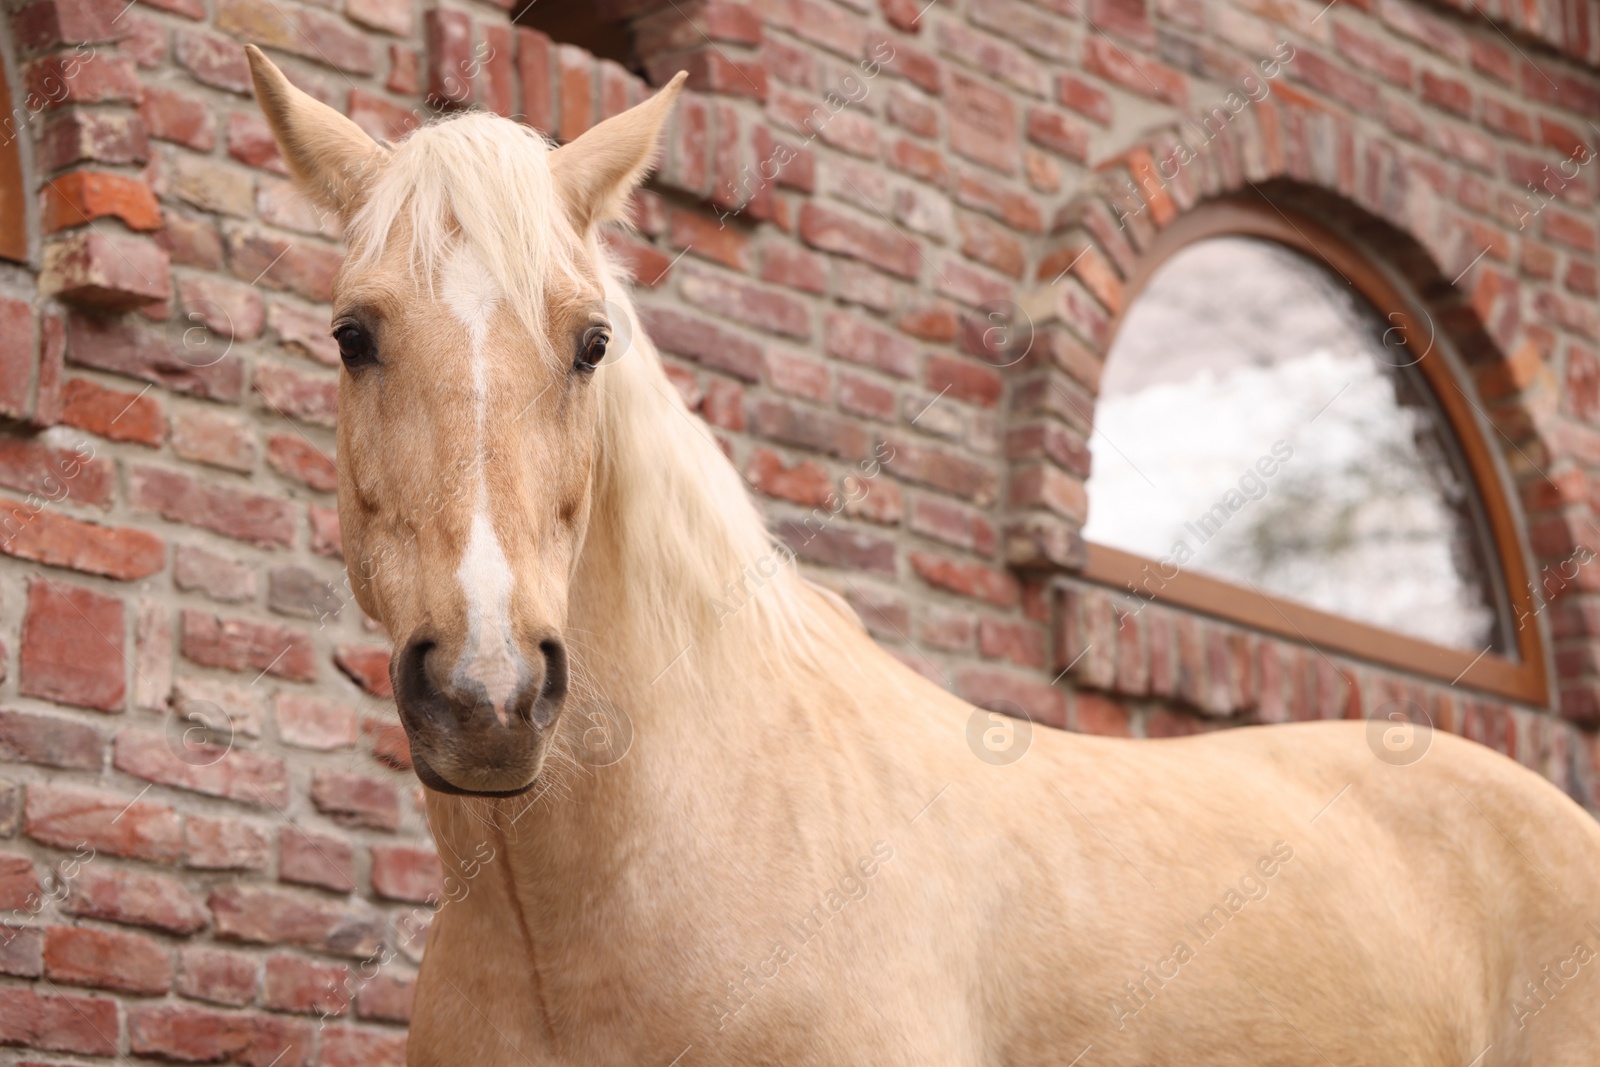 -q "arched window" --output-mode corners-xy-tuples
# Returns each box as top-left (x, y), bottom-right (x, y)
(1080, 203), (1546, 704)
